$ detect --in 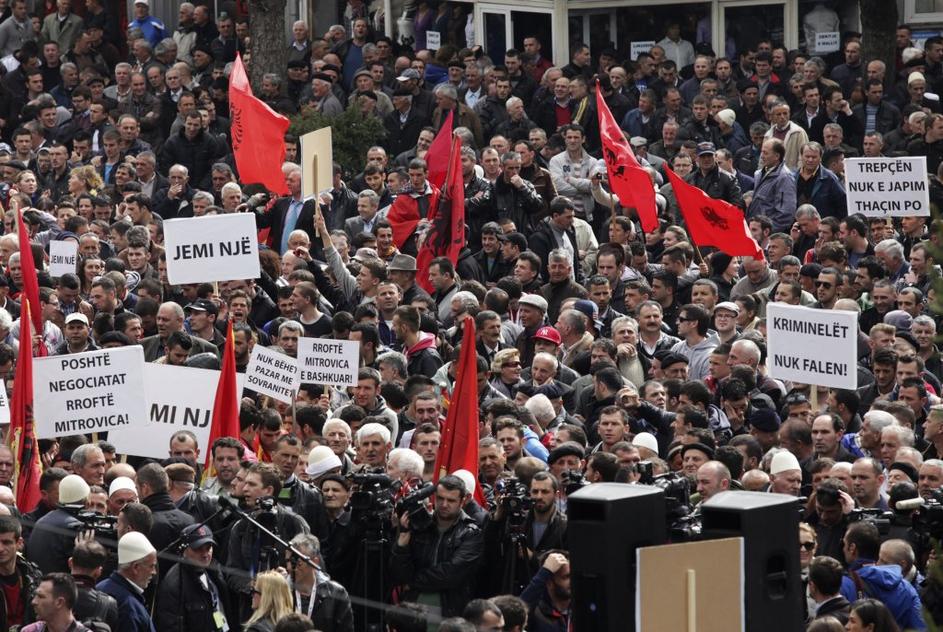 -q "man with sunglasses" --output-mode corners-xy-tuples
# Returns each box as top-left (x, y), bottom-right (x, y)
(813, 267), (840, 310)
